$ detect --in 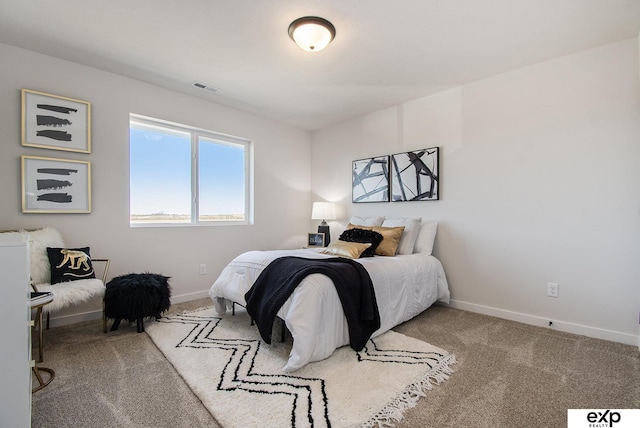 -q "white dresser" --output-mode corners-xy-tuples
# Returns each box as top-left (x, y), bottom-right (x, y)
(0, 234), (32, 427)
